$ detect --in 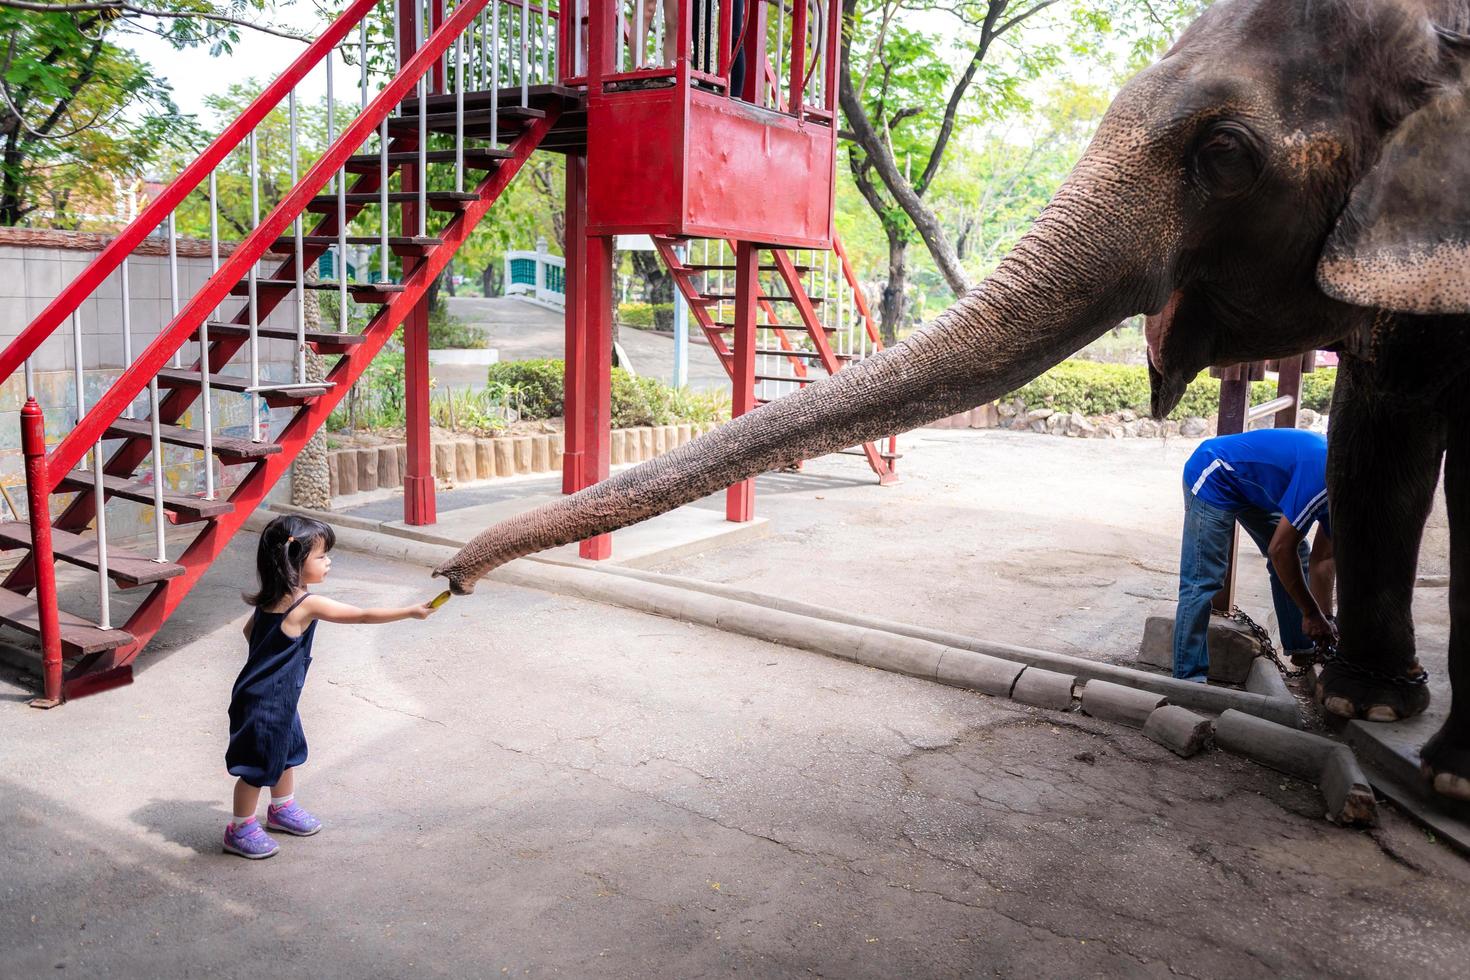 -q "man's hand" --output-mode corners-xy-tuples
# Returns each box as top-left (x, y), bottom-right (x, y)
(1303, 611), (1339, 647)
